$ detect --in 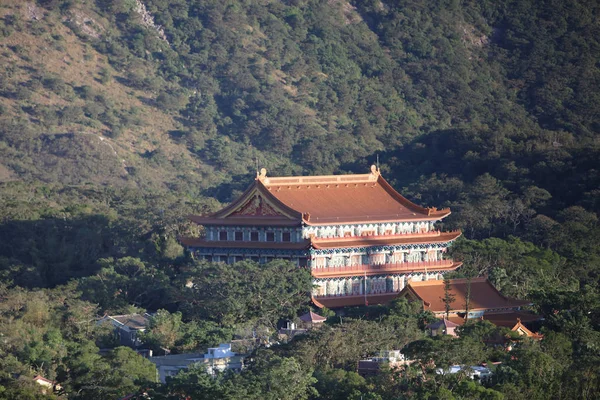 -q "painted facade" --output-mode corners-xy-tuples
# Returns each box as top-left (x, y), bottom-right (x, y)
(181, 166), (462, 308)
